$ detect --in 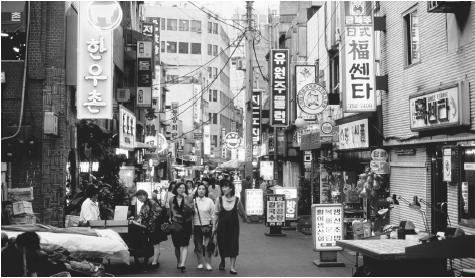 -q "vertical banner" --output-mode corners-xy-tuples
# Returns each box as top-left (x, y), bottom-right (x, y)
(77, 1), (122, 119)
(137, 40), (153, 107)
(203, 124), (211, 155)
(252, 90), (262, 144)
(295, 65), (317, 121)
(245, 189), (264, 216)
(145, 18), (160, 82)
(342, 1), (376, 112)
(311, 204), (343, 251)
(270, 49), (289, 127)
(171, 102), (179, 140)
(266, 194), (286, 226)
(275, 187), (298, 221)
(119, 105), (136, 149)
(221, 127), (226, 159)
